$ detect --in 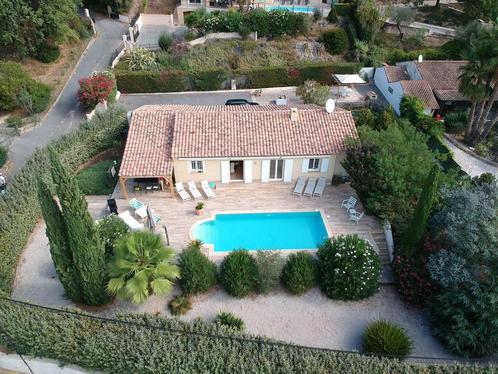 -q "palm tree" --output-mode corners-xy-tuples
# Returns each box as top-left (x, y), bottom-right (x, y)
(107, 231), (179, 304)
